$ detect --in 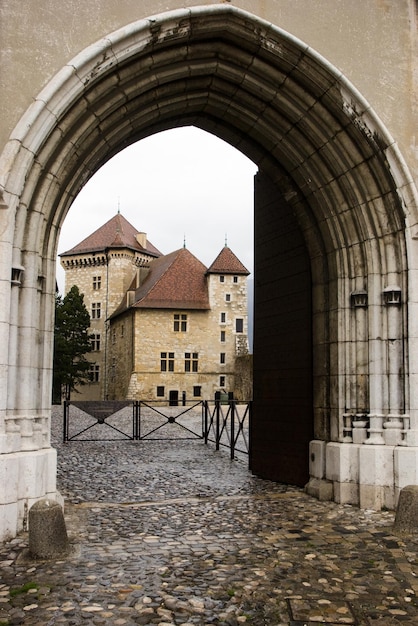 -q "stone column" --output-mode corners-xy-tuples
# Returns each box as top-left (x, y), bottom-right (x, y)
(367, 278), (385, 444)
